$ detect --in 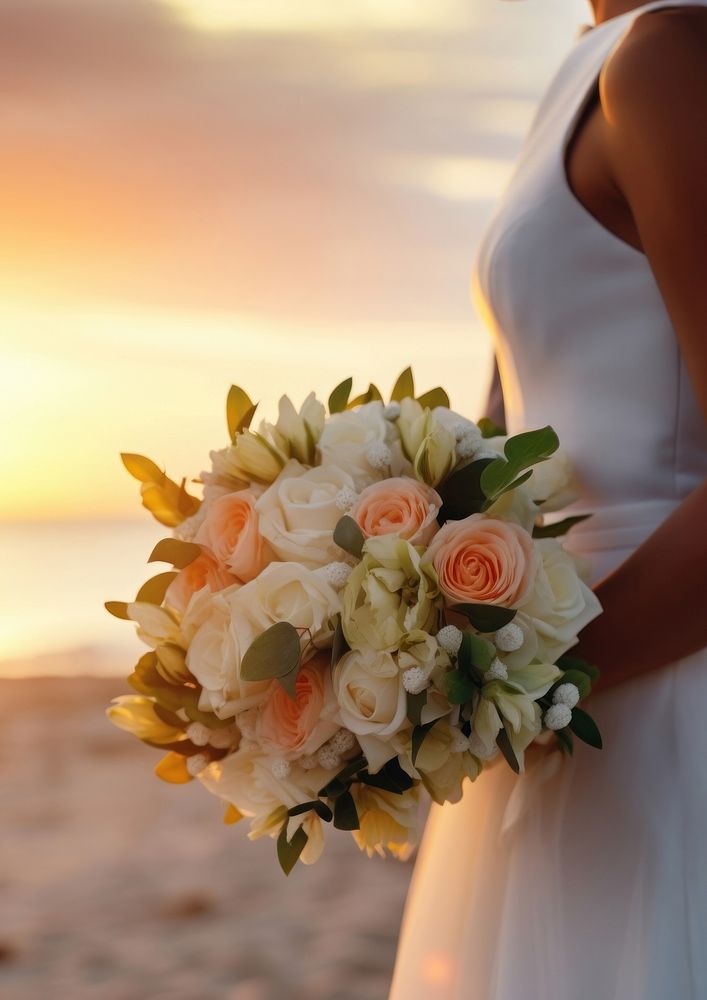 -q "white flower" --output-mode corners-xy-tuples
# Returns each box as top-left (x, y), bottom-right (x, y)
(519, 539), (602, 661)
(544, 703), (572, 730)
(553, 682), (580, 709)
(436, 624), (463, 656)
(383, 402), (401, 420)
(186, 753), (210, 777)
(255, 461), (357, 568)
(318, 401), (392, 490)
(273, 392), (326, 465)
(332, 647), (409, 772)
(494, 621), (524, 652)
